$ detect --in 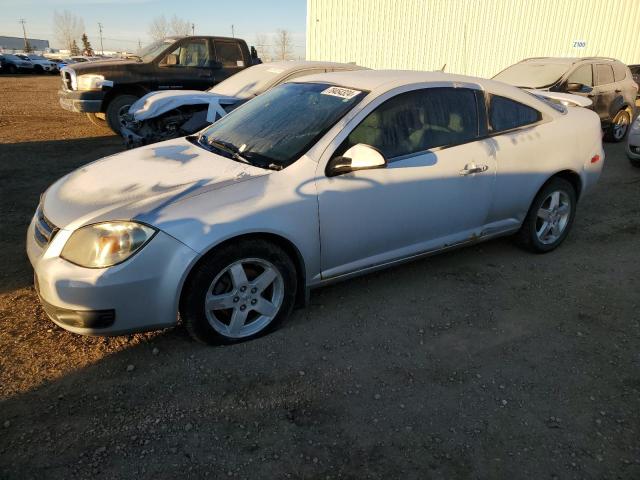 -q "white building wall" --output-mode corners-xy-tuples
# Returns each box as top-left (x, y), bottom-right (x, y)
(306, 0), (640, 78)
